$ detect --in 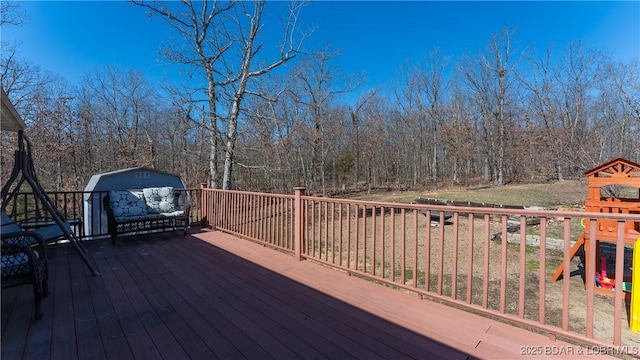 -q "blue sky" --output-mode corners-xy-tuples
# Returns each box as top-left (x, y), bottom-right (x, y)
(2, 1), (639, 95)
